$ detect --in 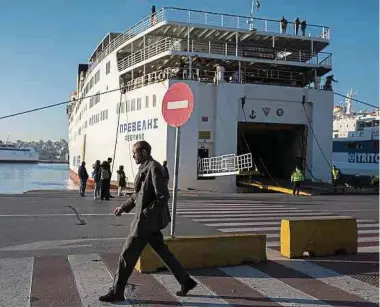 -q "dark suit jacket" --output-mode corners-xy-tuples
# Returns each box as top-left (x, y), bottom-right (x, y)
(121, 157), (171, 236)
